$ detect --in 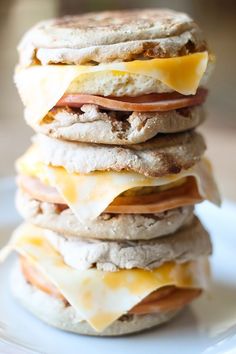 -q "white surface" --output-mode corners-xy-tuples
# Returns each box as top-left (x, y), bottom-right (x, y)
(0, 178), (236, 354)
